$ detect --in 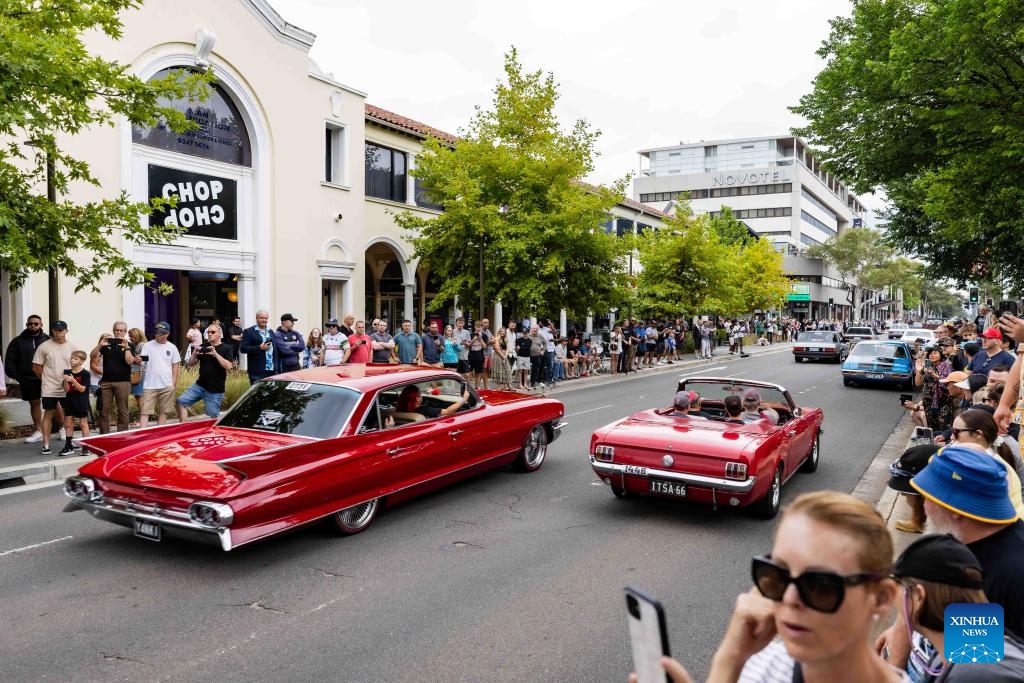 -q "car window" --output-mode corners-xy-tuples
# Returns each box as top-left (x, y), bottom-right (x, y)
(380, 377), (471, 426)
(849, 343), (903, 359)
(800, 331), (834, 342)
(359, 399), (383, 433)
(218, 381), (360, 438)
(682, 381), (790, 409)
